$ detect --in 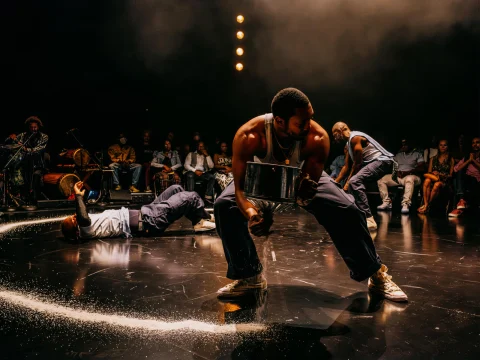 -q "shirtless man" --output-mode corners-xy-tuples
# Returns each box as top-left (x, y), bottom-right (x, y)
(214, 88), (407, 302)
